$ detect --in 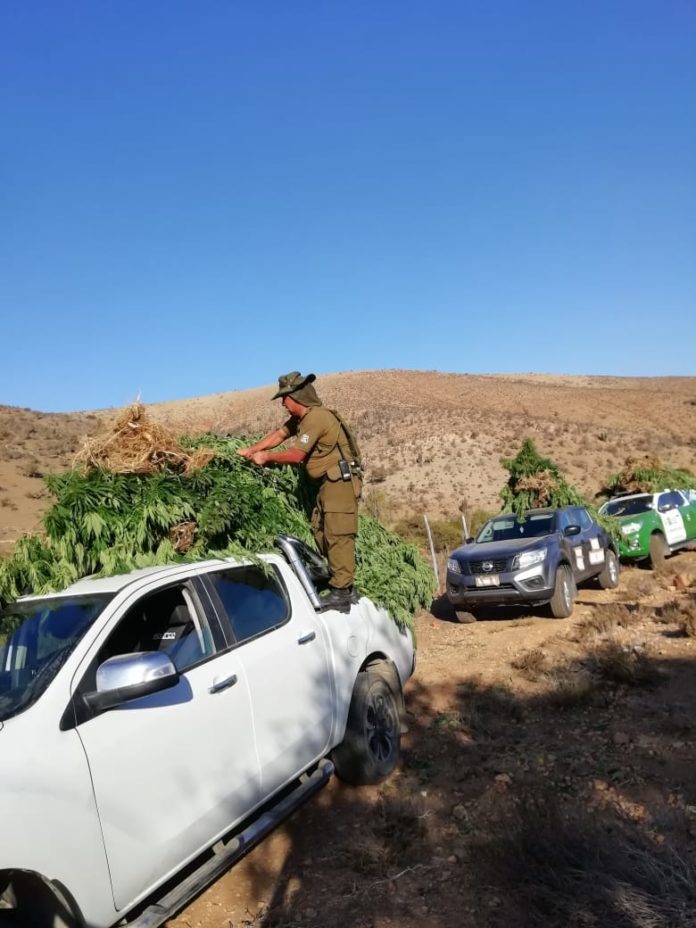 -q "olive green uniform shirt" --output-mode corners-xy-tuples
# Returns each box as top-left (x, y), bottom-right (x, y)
(284, 406), (358, 513)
